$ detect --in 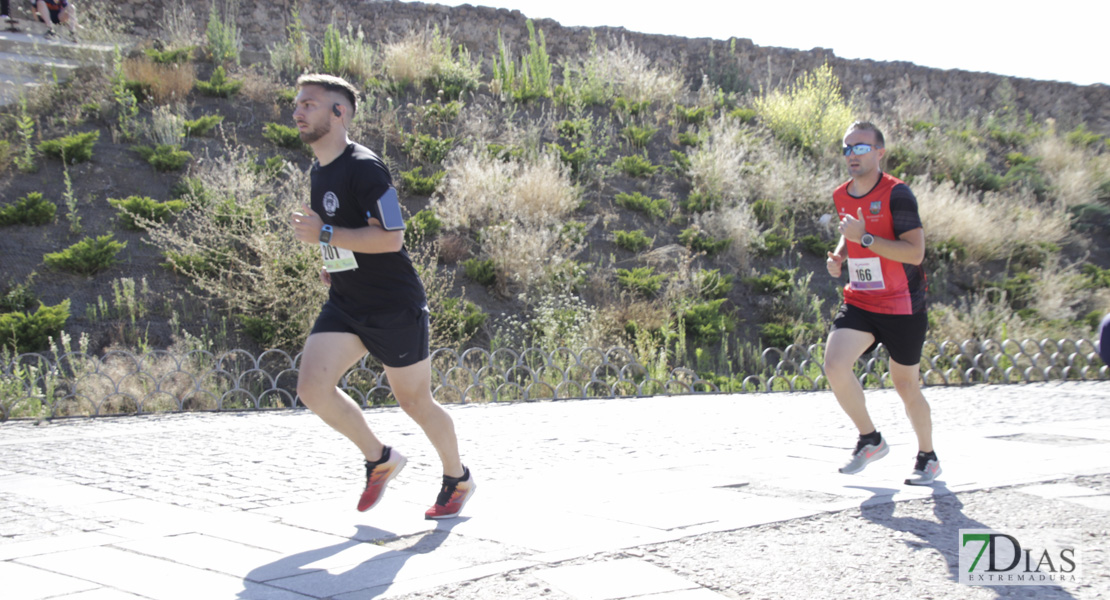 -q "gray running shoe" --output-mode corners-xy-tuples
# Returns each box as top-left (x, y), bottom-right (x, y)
(905, 456), (942, 486)
(838, 436), (889, 474)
